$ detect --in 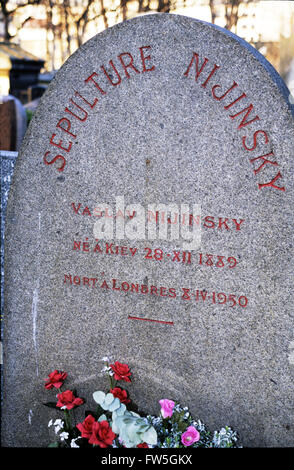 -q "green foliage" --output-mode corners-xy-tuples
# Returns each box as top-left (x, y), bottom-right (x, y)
(25, 109), (34, 124)
(93, 391), (157, 448)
